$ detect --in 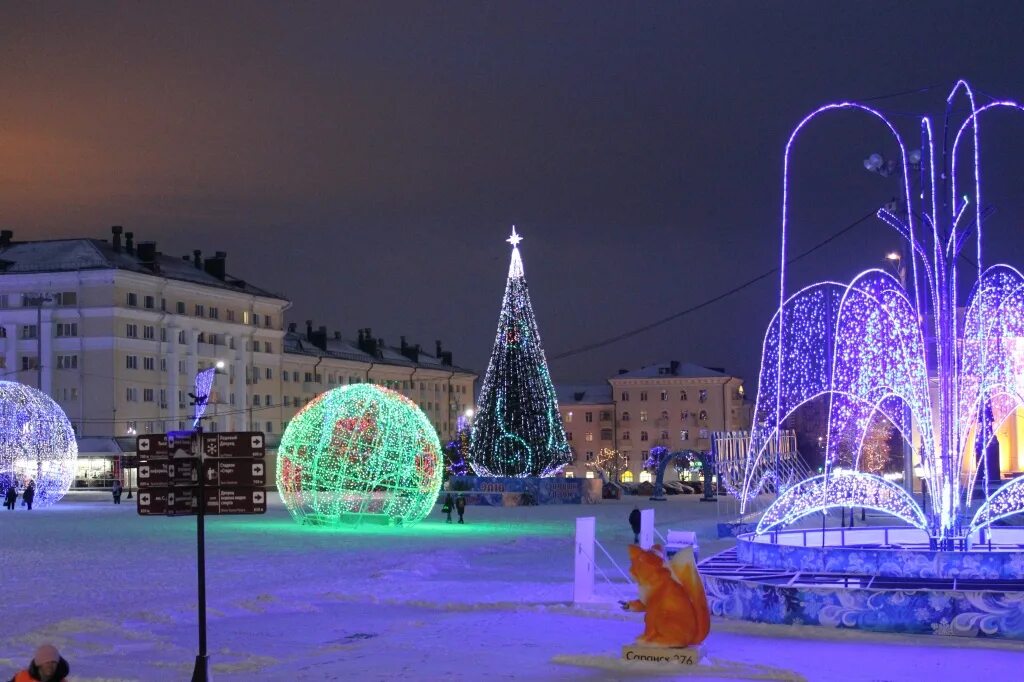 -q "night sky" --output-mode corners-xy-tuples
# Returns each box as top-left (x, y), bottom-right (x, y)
(4, 2), (1024, 390)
